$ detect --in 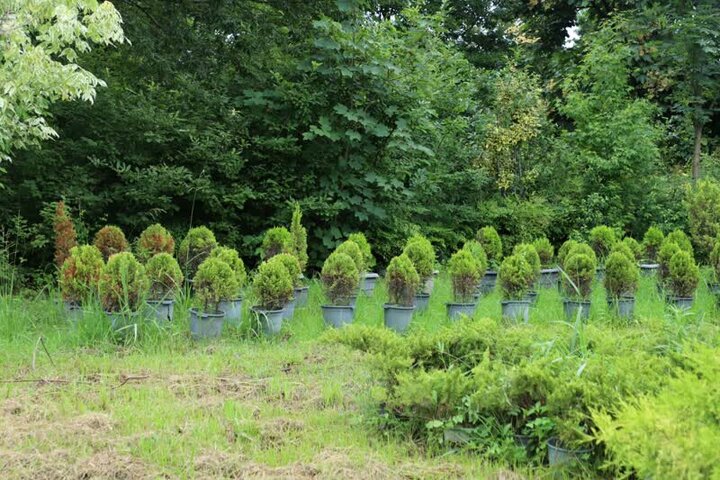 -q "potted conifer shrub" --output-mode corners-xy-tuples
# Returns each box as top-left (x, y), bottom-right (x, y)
(178, 226), (218, 279)
(462, 240), (487, 300)
(621, 237), (642, 262)
(334, 240), (364, 306)
(666, 229), (694, 255)
(272, 253), (302, 320)
(640, 226), (664, 274)
(446, 249), (481, 321)
(557, 239), (579, 268)
(53, 200), (78, 268)
(136, 224), (175, 263)
(290, 203), (310, 306)
(562, 252), (596, 320)
(709, 240), (720, 300)
(59, 245), (104, 320)
(666, 251), (699, 310)
(261, 226), (292, 260)
(320, 252), (359, 328)
(657, 240), (681, 290)
(98, 252), (149, 330)
(191, 258), (238, 339)
(589, 225), (616, 281)
(499, 254), (533, 322)
(533, 237), (558, 289)
(604, 251), (639, 319)
(513, 243), (541, 305)
(94, 225), (129, 261)
(476, 226), (502, 293)
(349, 232), (378, 294)
(403, 234), (435, 310)
(145, 253), (183, 321)
(209, 246), (247, 324)
(251, 257), (293, 335)
(384, 254), (420, 333)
